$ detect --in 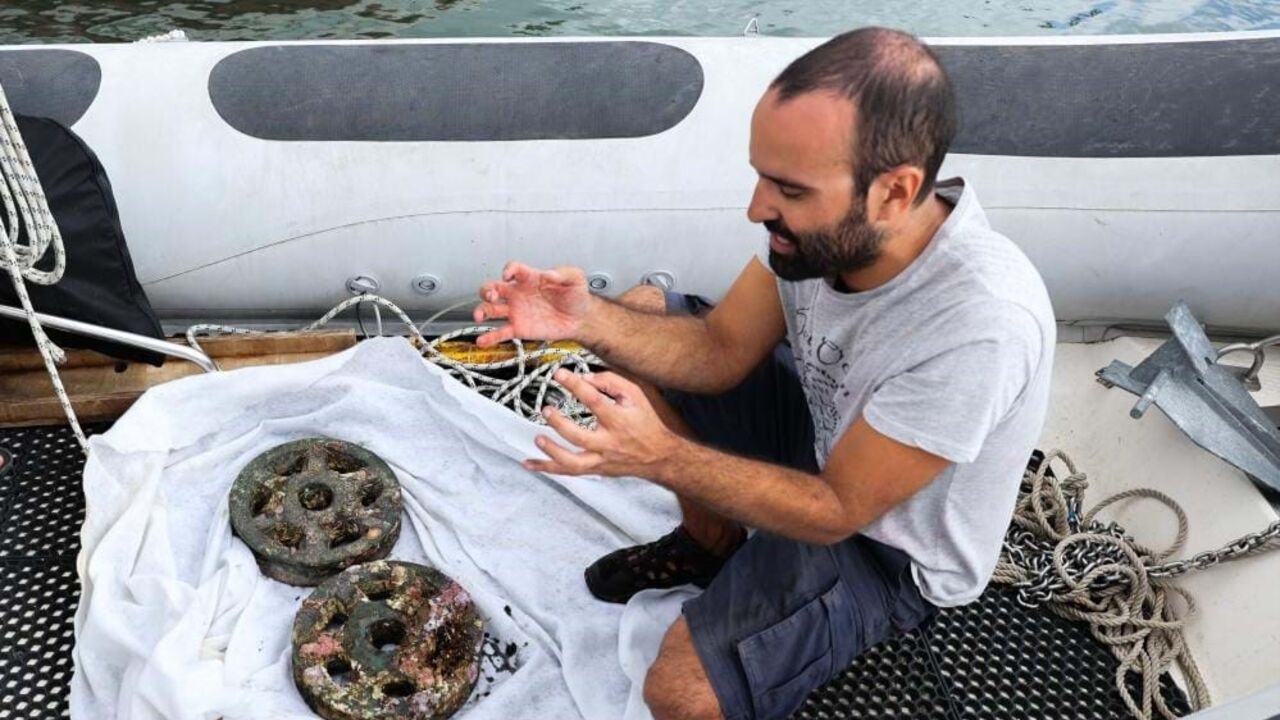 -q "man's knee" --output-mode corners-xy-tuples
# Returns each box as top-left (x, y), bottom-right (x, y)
(644, 666), (722, 720)
(643, 619), (723, 720)
(617, 283), (667, 314)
